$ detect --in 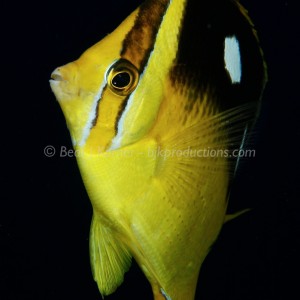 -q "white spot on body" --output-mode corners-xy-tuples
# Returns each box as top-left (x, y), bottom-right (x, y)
(224, 36), (242, 84)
